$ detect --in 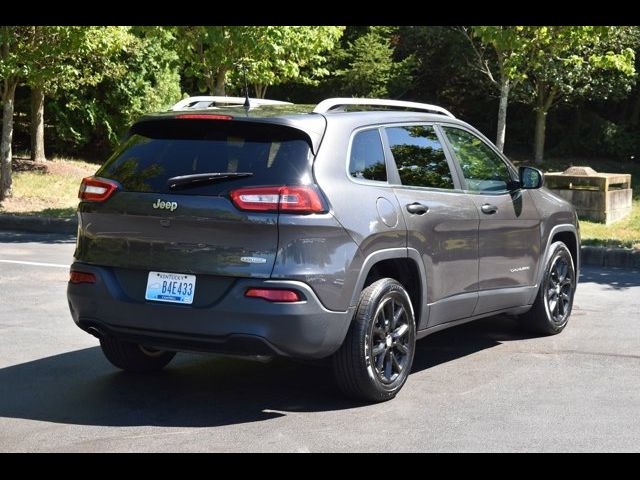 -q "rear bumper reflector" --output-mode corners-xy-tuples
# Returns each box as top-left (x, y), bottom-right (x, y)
(69, 271), (97, 284)
(245, 288), (301, 302)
